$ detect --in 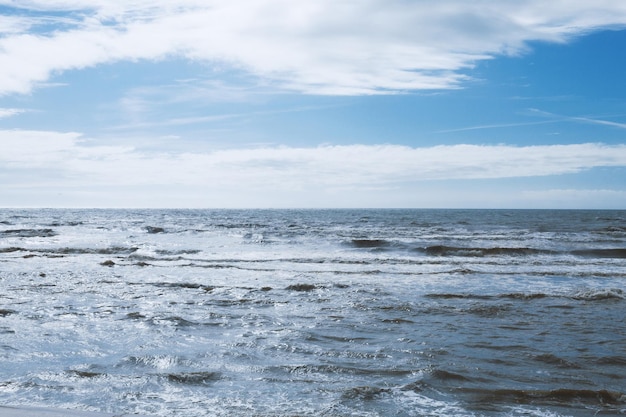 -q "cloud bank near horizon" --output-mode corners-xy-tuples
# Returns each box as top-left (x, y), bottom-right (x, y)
(3, 129), (625, 190)
(2, 0), (626, 96)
